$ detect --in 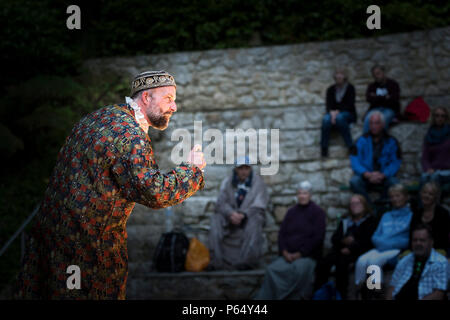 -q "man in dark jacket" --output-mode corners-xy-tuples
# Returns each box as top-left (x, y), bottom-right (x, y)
(314, 194), (377, 299)
(363, 65), (401, 133)
(321, 69), (357, 157)
(350, 111), (402, 205)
